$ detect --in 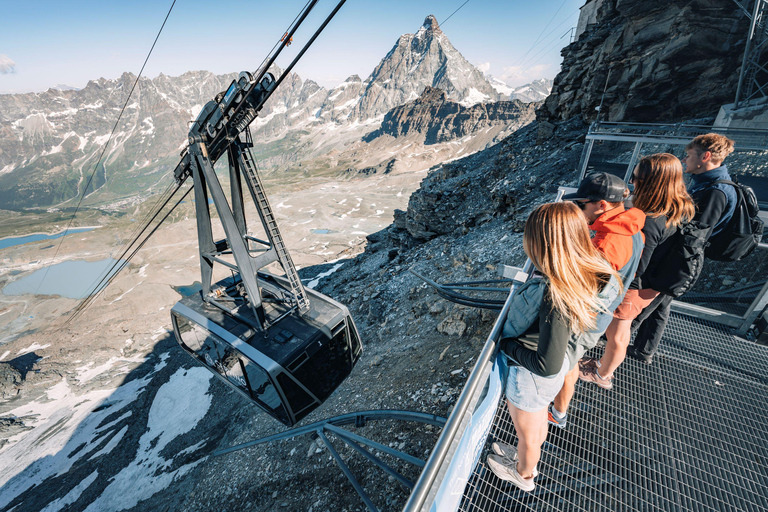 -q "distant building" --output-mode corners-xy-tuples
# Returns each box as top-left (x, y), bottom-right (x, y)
(576, 0), (605, 40)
